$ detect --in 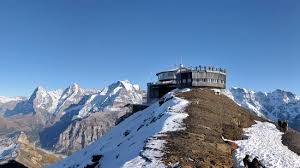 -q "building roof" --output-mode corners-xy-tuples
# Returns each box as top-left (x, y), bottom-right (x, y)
(156, 67), (189, 76)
